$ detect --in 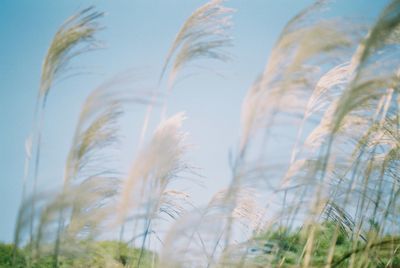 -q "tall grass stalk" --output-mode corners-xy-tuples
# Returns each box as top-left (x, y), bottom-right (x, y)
(13, 7), (103, 267)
